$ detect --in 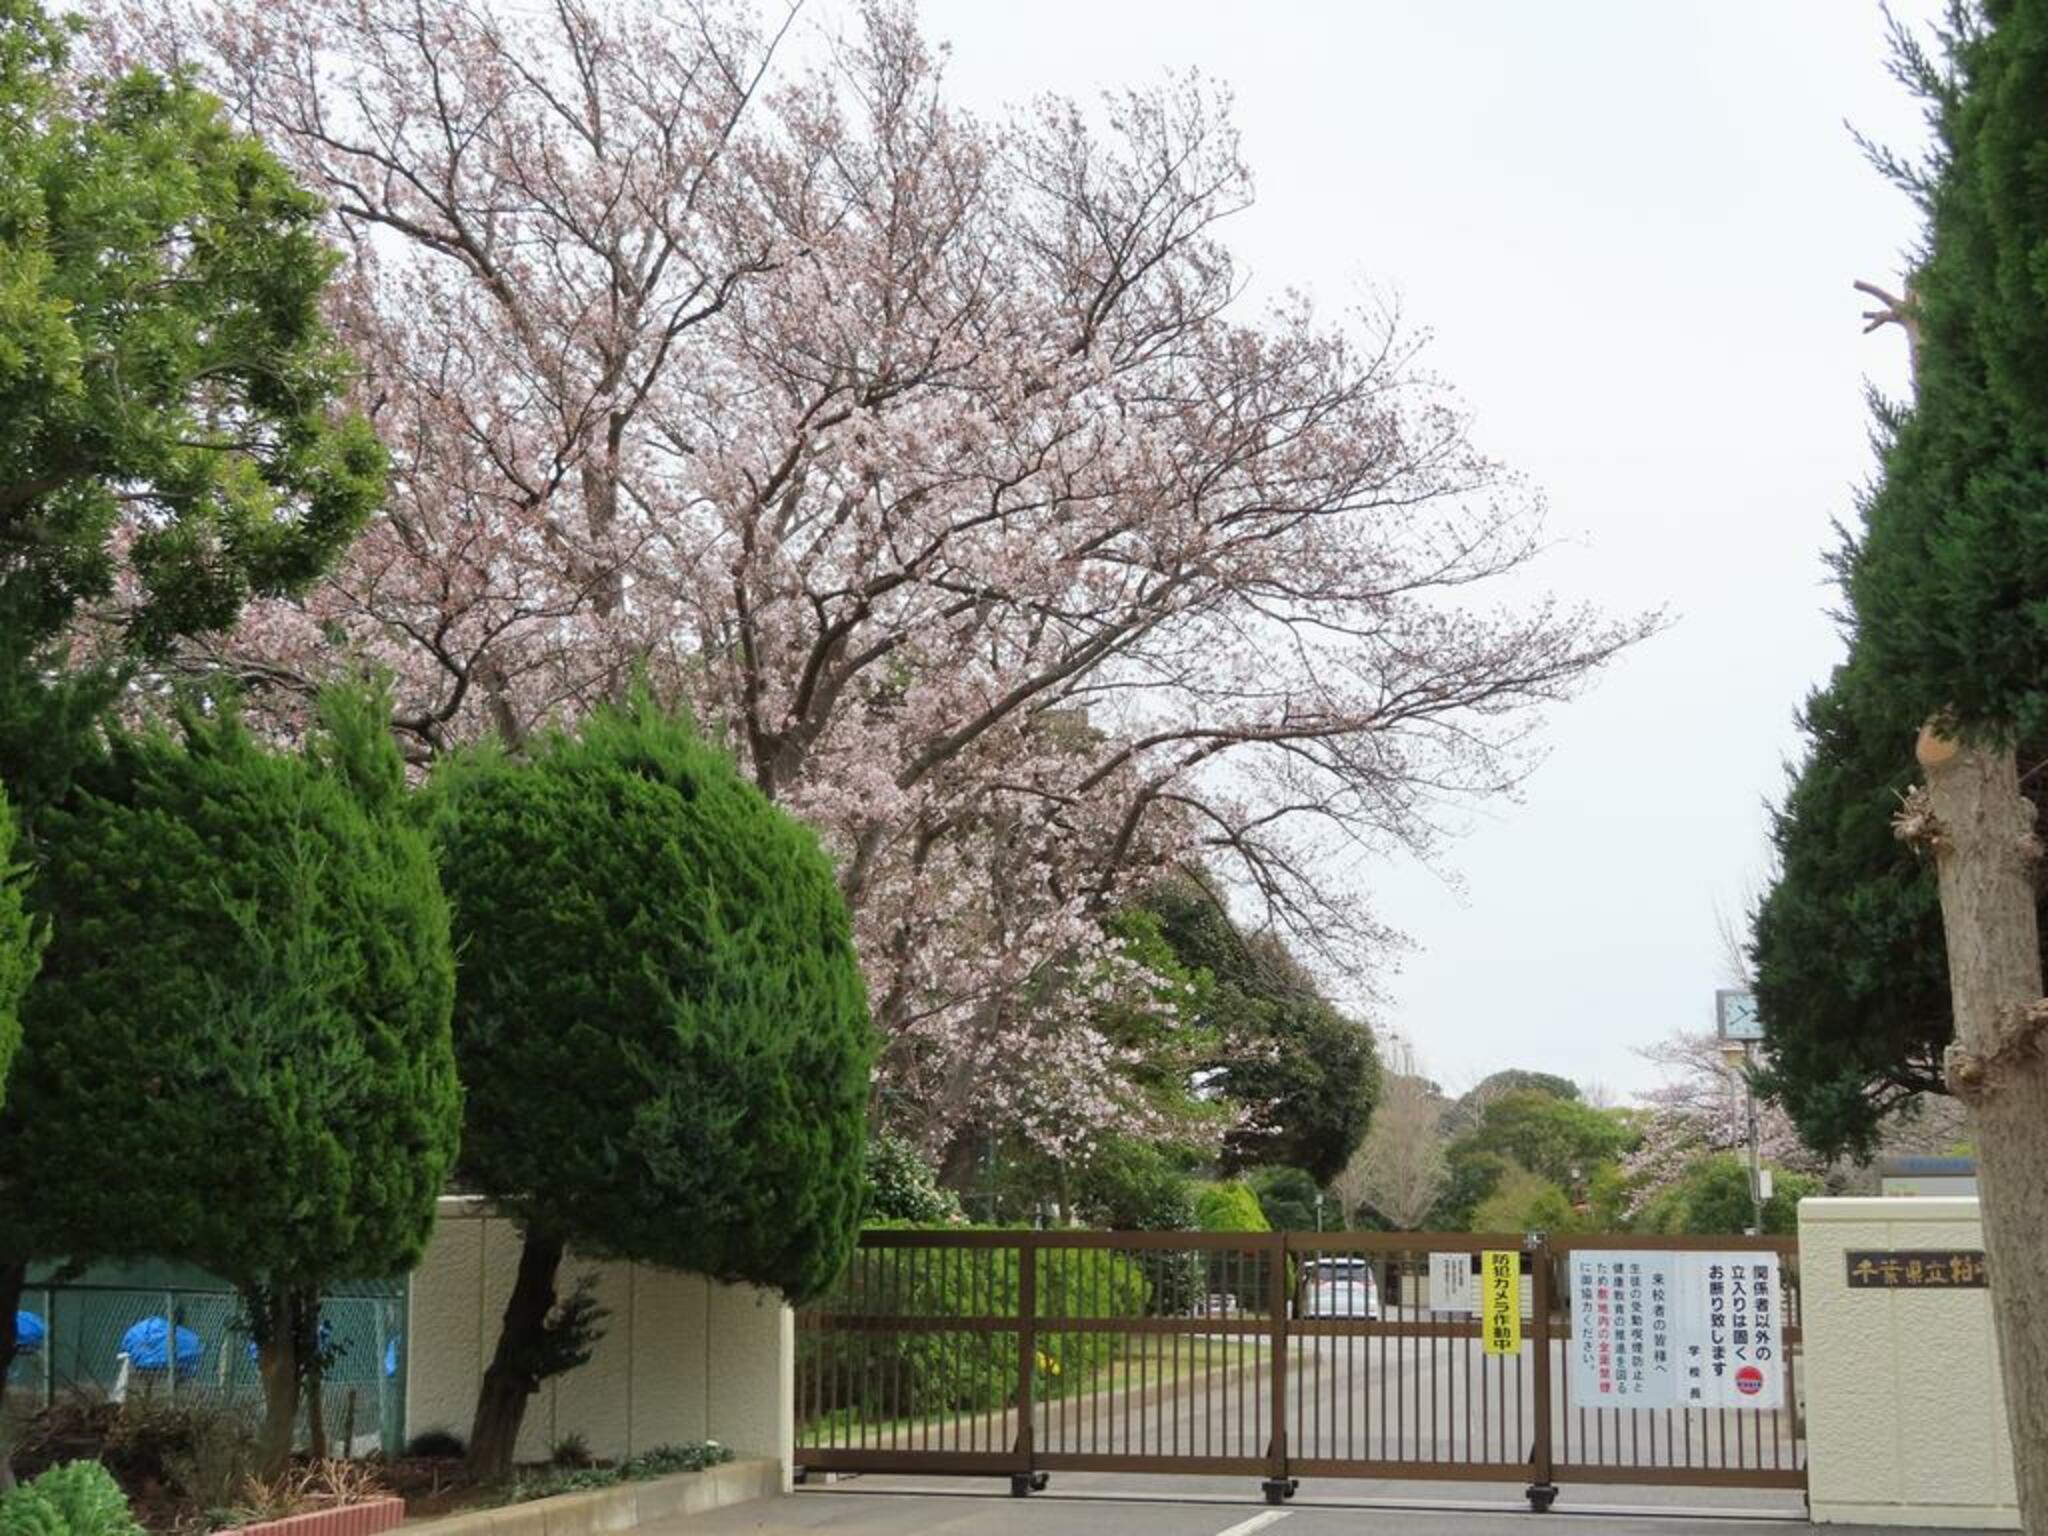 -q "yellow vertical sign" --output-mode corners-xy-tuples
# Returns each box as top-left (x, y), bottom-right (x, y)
(1482, 1249), (1521, 1355)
